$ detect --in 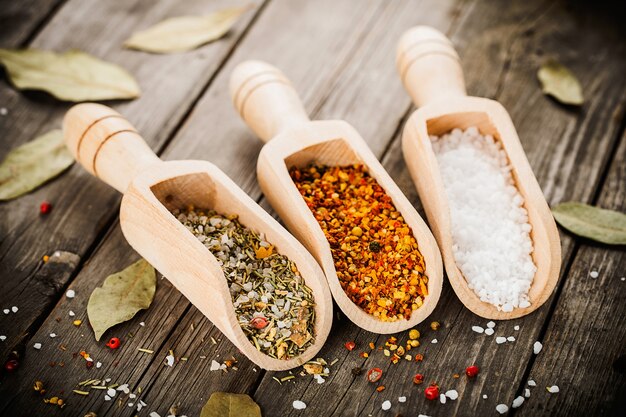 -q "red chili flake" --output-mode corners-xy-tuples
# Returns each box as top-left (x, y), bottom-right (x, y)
(86, 361), (94, 369)
(466, 365), (479, 378)
(376, 385), (385, 392)
(367, 367), (383, 383)
(4, 359), (19, 372)
(250, 317), (268, 330)
(424, 384), (439, 400)
(40, 201), (52, 215)
(344, 341), (356, 351)
(105, 337), (120, 349)
(413, 373), (424, 385)
(414, 353), (424, 362)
